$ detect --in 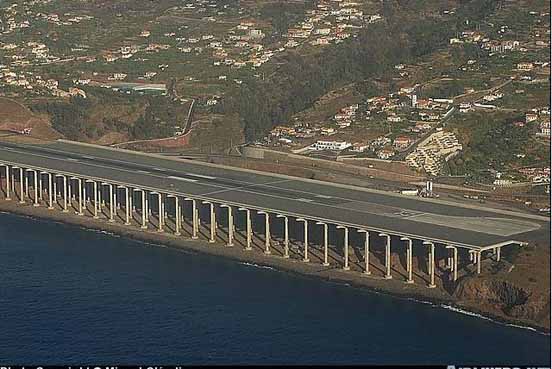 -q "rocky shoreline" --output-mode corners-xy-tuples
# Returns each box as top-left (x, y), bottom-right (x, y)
(0, 199), (548, 334)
